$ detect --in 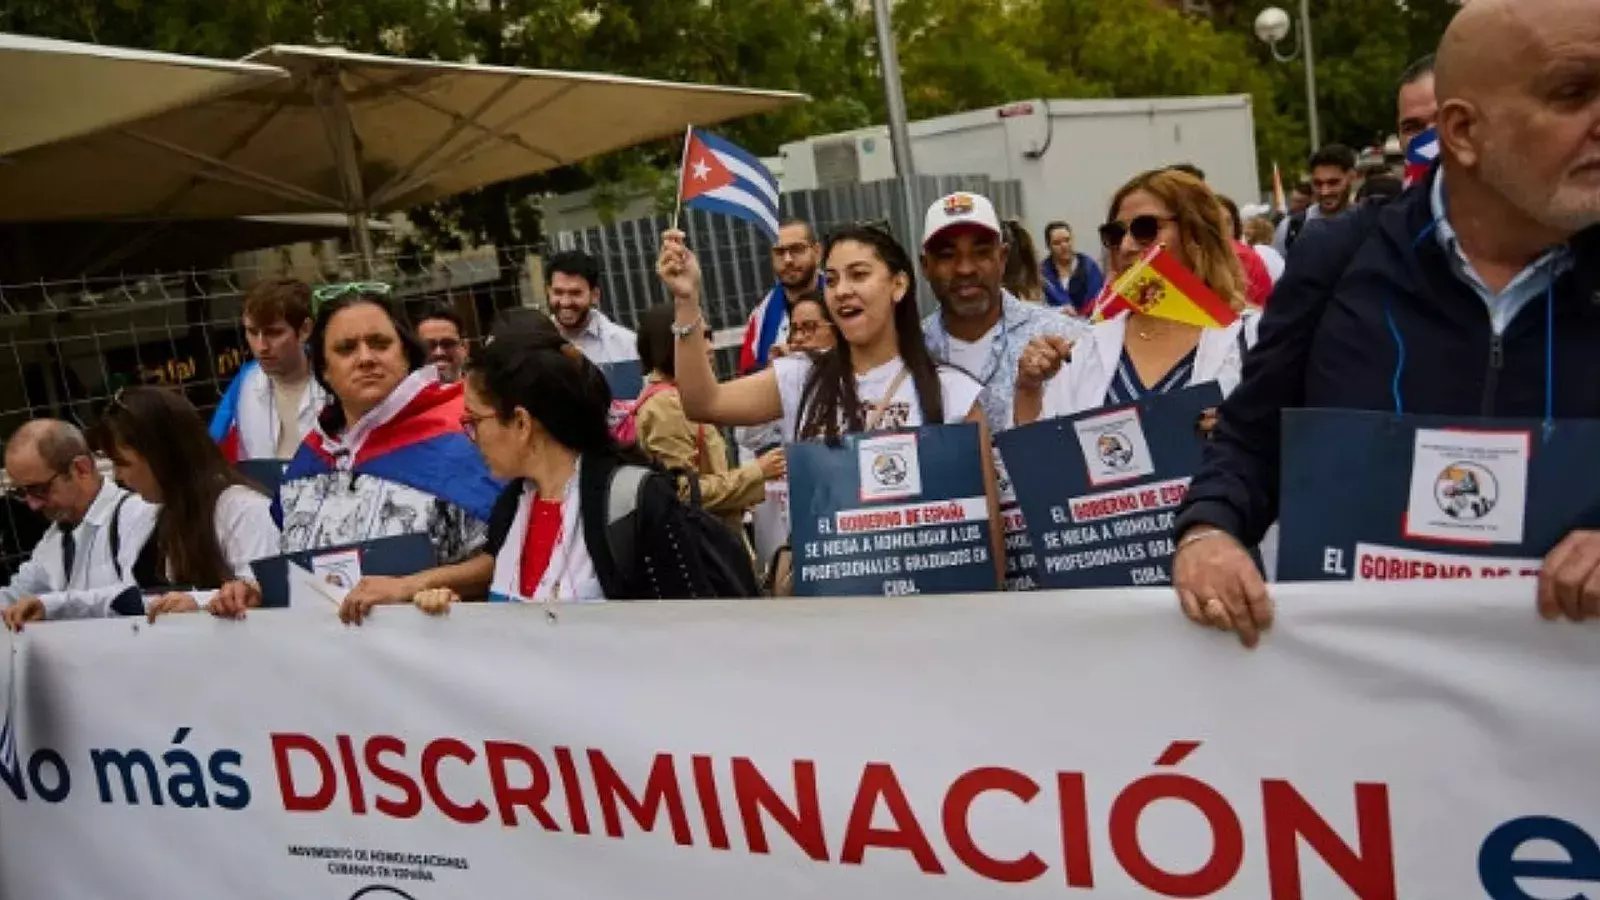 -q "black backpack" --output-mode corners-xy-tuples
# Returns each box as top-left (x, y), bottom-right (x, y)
(487, 455), (759, 600)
